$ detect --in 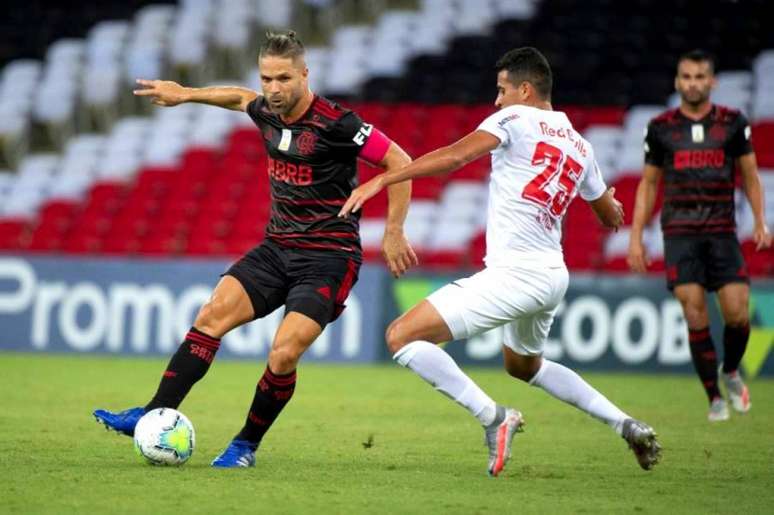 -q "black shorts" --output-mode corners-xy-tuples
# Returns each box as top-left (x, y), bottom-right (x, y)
(663, 234), (749, 292)
(224, 239), (361, 328)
